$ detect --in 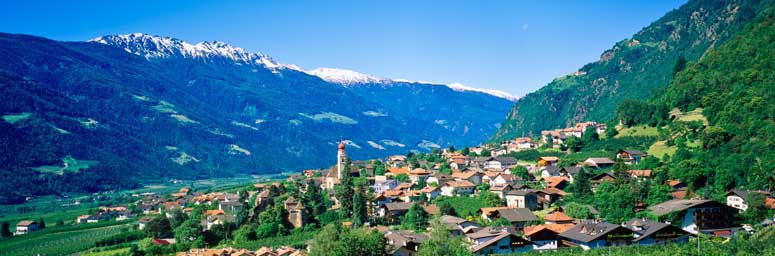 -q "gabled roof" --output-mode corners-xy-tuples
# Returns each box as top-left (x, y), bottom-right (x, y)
(623, 218), (689, 242)
(498, 208), (539, 223)
(490, 184), (512, 192)
(544, 211), (573, 222)
(648, 199), (726, 216)
(420, 186), (440, 193)
(468, 227), (532, 252)
(16, 220), (37, 227)
(387, 167), (410, 175)
(539, 156), (560, 162)
(479, 207), (511, 216)
(385, 202), (414, 212)
(559, 220), (633, 243)
(445, 180), (476, 188)
(628, 170), (653, 177)
(585, 157), (615, 165)
(496, 174), (521, 182)
(523, 223), (576, 237)
(546, 176), (569, 188)
(540, 187), (568, 196)
(618, 149), (644, 156)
